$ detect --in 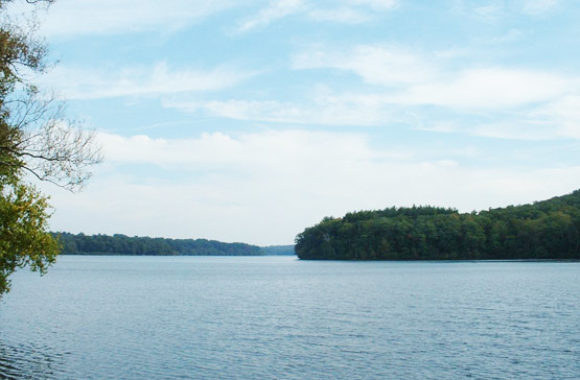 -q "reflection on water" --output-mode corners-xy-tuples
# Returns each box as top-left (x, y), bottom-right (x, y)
(0, 341), (67, 380)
